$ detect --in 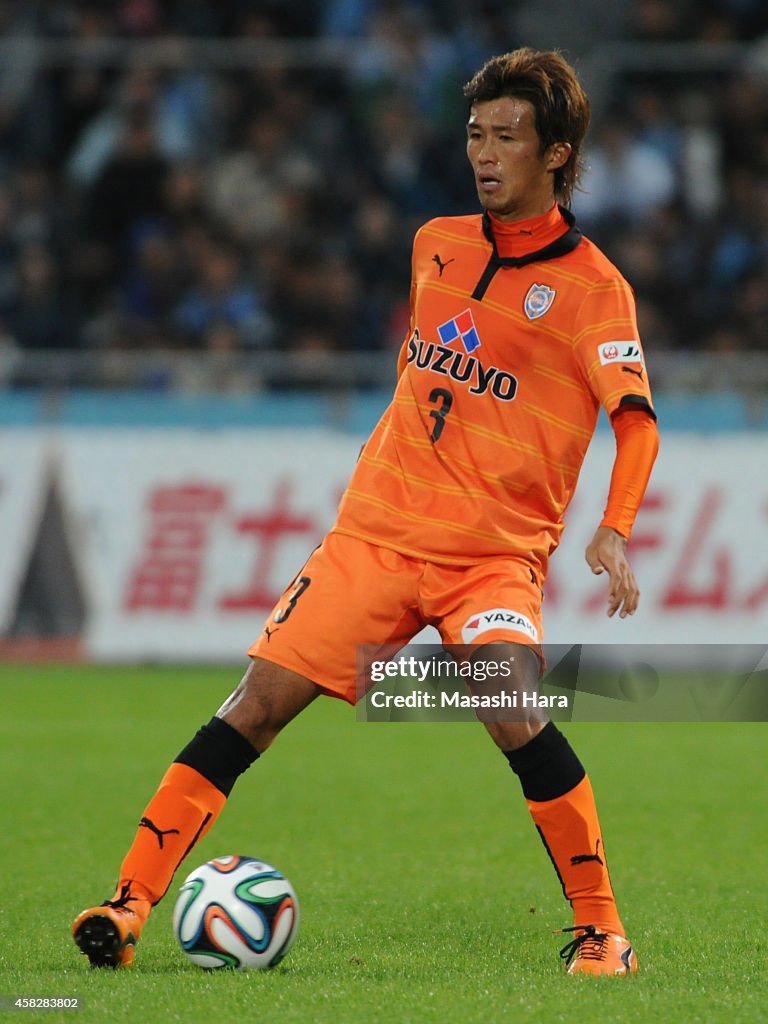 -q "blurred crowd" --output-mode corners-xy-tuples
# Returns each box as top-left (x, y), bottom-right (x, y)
(0, 0), (766, 368)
